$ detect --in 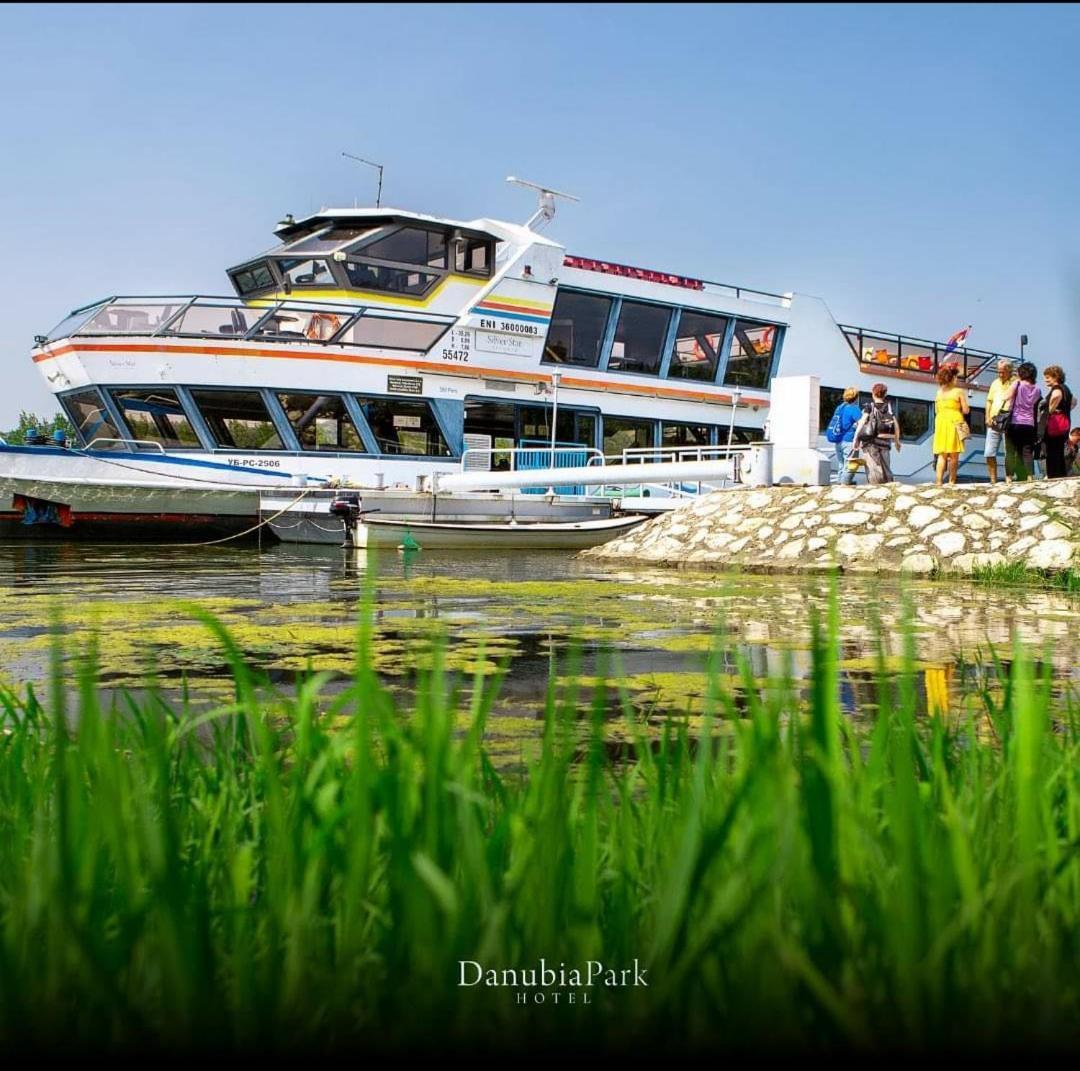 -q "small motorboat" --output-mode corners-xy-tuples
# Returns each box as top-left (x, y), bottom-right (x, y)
(351, 513), (647, 550)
